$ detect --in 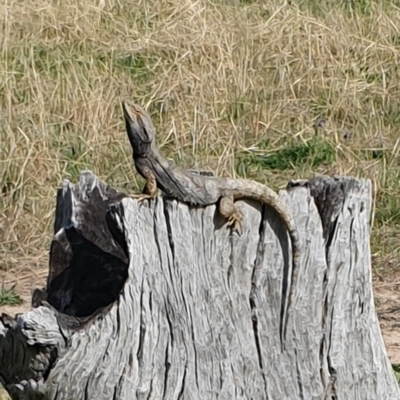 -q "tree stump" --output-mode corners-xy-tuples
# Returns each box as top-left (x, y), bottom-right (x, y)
(0, 169), (398, 399)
